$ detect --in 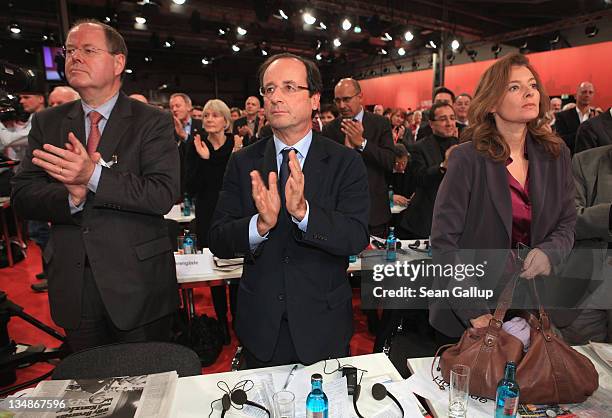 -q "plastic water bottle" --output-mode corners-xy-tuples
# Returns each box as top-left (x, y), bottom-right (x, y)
(182, 229), (194, 255)
(386, 227), (397, 262)
(388, 185), (394, 208)
(182, 193), (191, 216)
(306, 373), (328, 418)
